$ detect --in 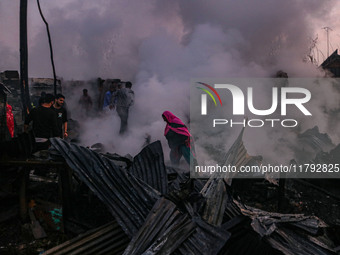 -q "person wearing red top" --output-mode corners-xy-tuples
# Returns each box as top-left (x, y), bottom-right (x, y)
(6, 103), (14, 138)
